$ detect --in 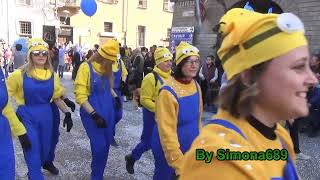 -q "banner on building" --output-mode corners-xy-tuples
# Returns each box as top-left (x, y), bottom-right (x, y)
(43, 25), (56, 46)
(170, 26), (194, 53)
